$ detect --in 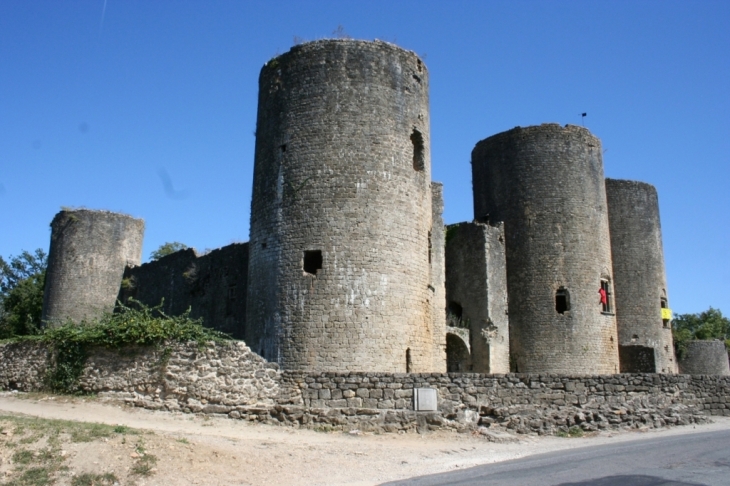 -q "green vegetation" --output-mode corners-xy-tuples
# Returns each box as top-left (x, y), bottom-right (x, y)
(0, 249), (47, 339)
(11, 300), (230, 393)
(71, 473), (119, 486)
(126, 439), (158, 476)
(0, 414), (135, 485)
(556, 426), (584, 438)
(444, 224), (459, 244)
(672, 307), (730, 359)
(149, 241), (188, 261)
